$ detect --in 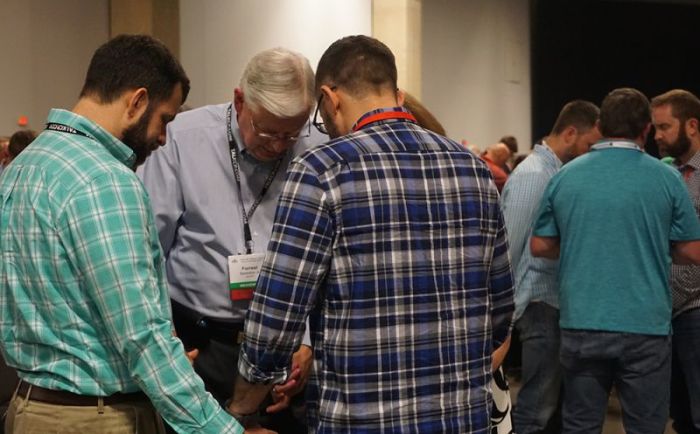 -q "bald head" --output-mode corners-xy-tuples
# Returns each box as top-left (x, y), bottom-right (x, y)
(483, 142), (512, 166)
